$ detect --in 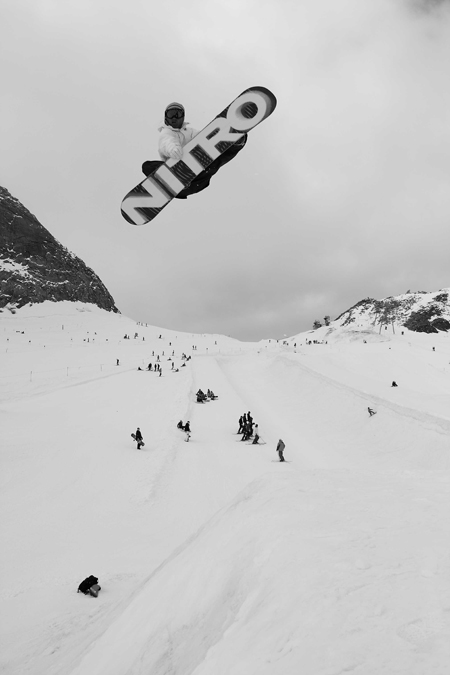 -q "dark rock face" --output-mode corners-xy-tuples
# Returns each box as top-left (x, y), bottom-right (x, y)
(0, 186), (119, 312)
